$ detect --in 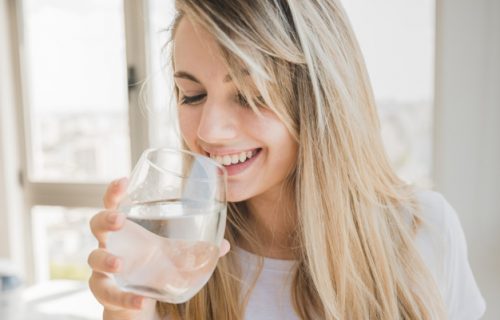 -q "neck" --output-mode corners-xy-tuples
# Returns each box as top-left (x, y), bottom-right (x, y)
(237, 183), (297, 260)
